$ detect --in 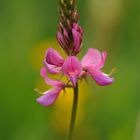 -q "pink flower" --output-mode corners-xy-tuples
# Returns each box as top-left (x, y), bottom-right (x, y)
(62, 56), (82, 87)
(81, 48), (114, 86)
(36, 67), (65, 106)
(36, 47), (114, 107)
(44, 48), (64, 74)
(43, 48), (82, 87)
